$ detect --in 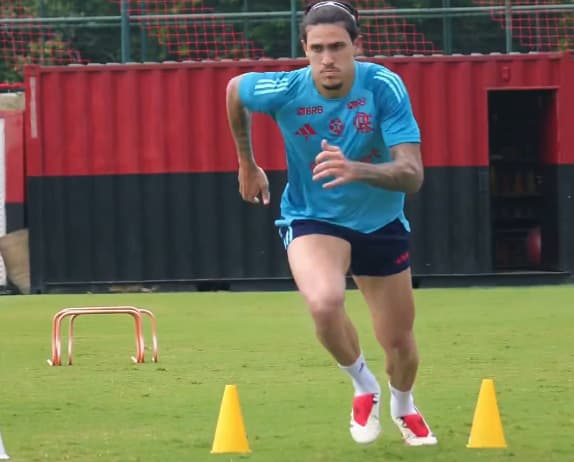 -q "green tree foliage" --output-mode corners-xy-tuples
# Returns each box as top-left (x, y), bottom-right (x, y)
(1, 0), (119, 81)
